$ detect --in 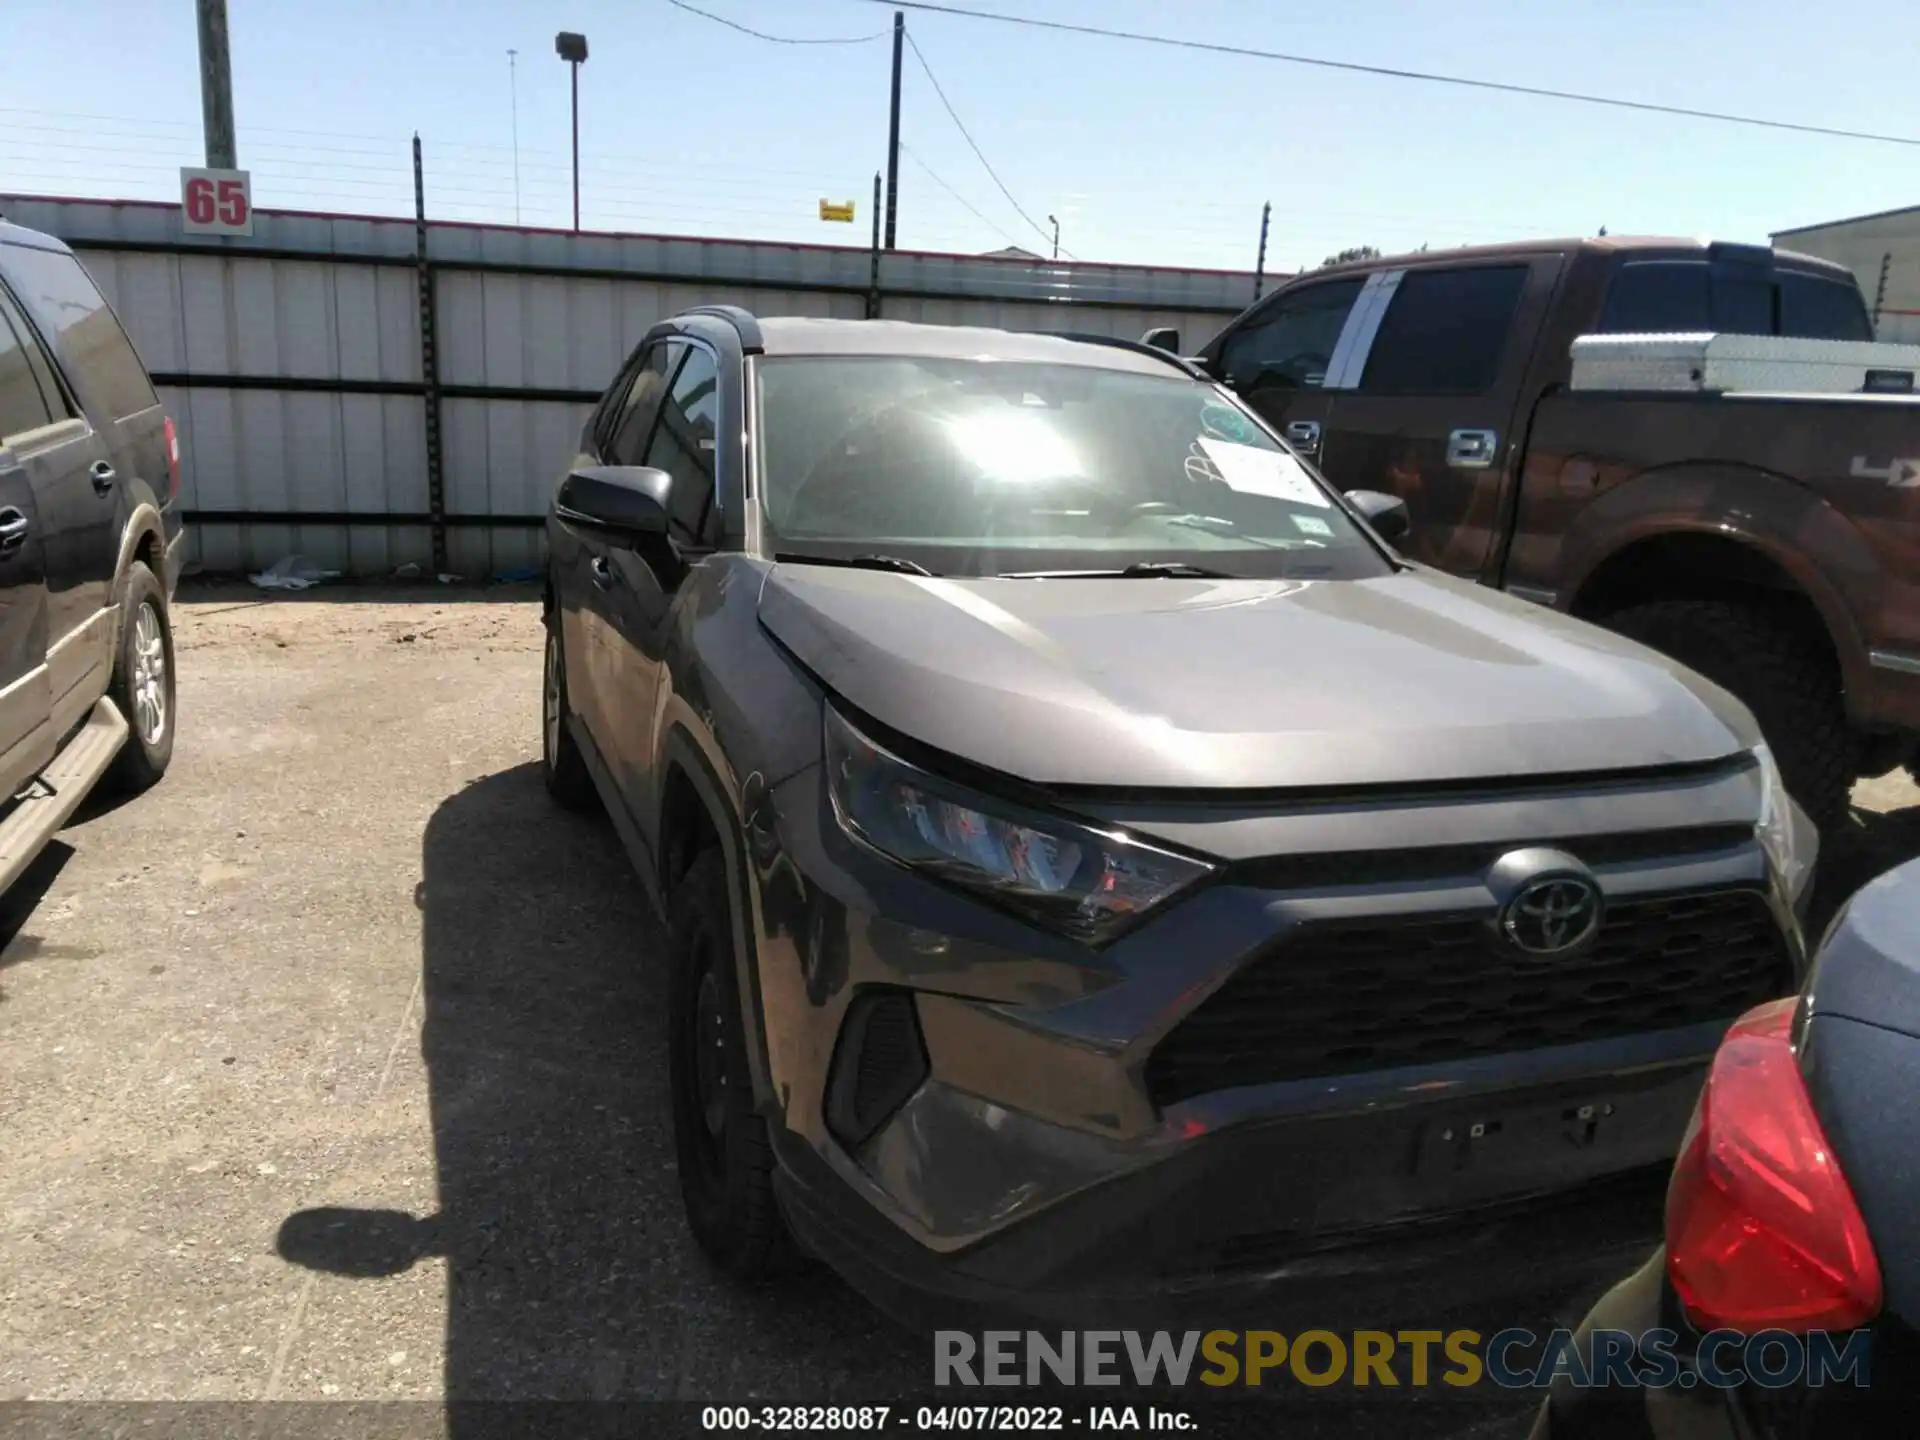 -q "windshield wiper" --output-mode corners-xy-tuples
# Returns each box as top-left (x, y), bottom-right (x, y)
(775, 552), (937, 577)
(1000, 561), (1239, 580)
(1118, 561), (1238, 578)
